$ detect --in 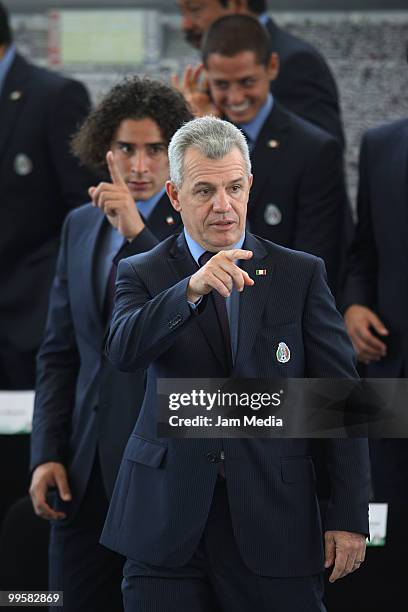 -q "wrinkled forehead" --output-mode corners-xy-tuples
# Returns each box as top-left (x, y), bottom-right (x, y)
(182, 146), (248, 184)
